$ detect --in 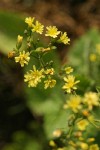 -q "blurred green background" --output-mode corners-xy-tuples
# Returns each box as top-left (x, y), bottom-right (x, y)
(0, 0), (100, 150)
